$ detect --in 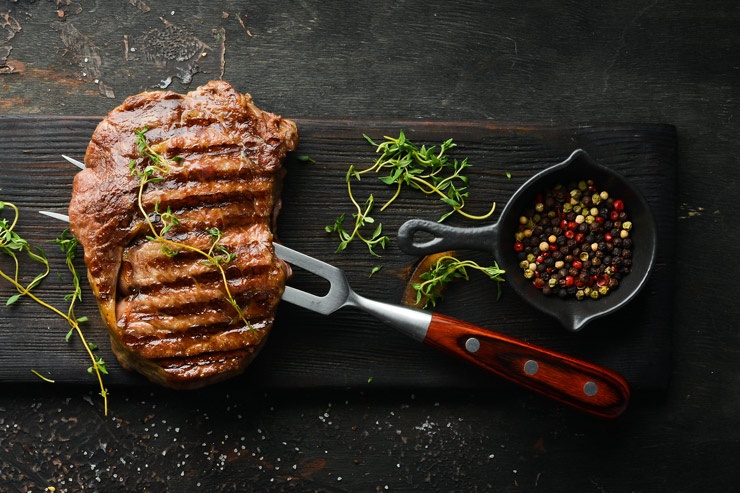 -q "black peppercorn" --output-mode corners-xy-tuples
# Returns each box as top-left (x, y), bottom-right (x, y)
(515, 180), (633, 301)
